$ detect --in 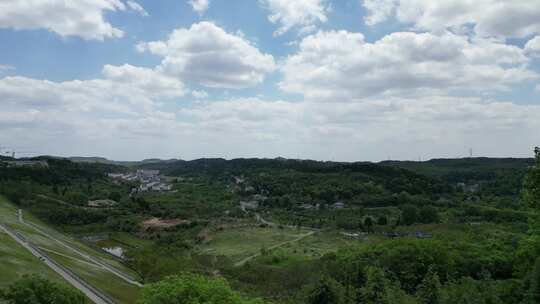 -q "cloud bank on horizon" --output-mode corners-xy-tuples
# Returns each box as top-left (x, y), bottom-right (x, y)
(0, 0), (539, 161)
